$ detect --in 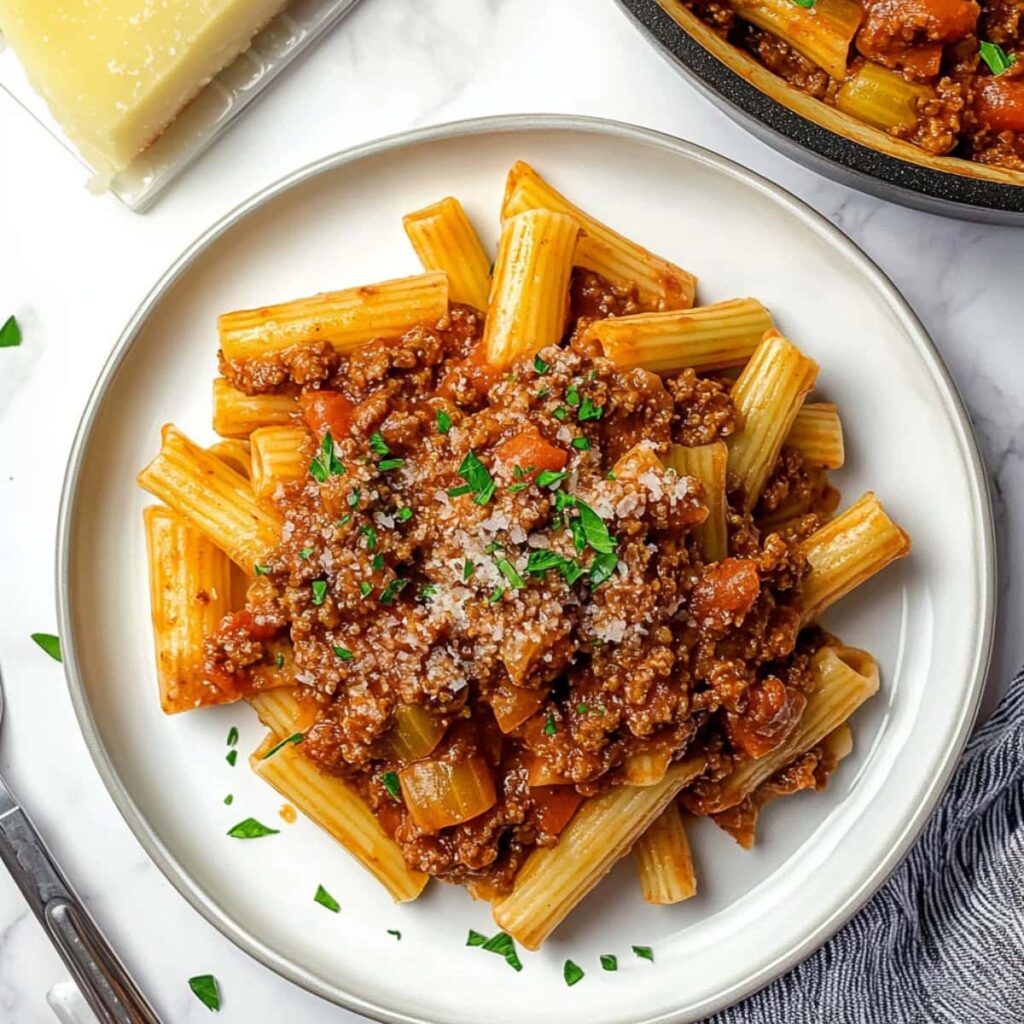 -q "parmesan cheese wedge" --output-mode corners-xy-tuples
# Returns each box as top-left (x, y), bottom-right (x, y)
(0, 0), (289, 174)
